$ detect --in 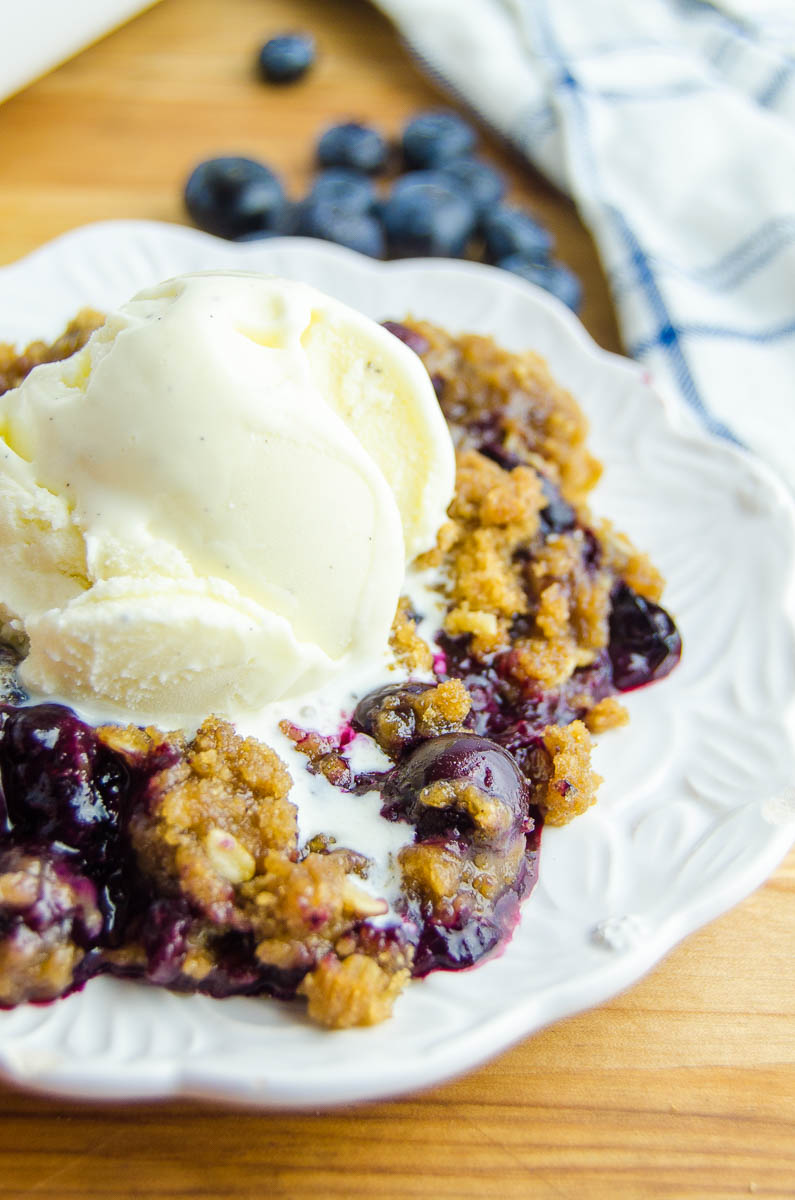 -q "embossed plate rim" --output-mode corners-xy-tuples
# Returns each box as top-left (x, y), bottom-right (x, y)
(0, 220), (793, 1108)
